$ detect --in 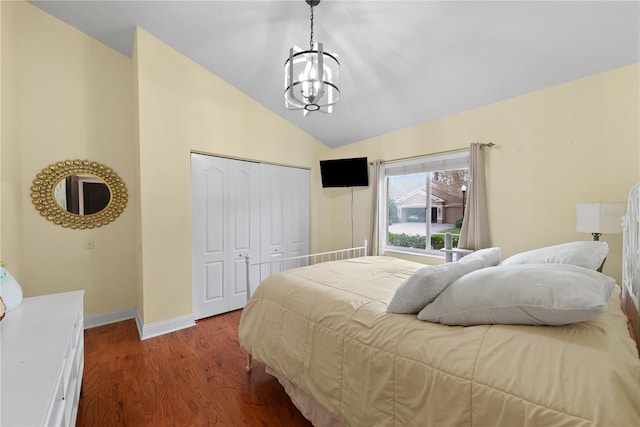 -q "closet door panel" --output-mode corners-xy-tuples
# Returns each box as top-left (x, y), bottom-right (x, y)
(228, 159), (260, 311)
(204, 166), (225, 255)
(285, 168), (310, 266)
(260, 170), (284, 271)
(204, 262), (224, 301)
(269, 177), (285, 250)
(285, 171), (308, 259)
(260, 165), (286, 281)
(192, 154), (229, 318)
(261, 164), (310, 274)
